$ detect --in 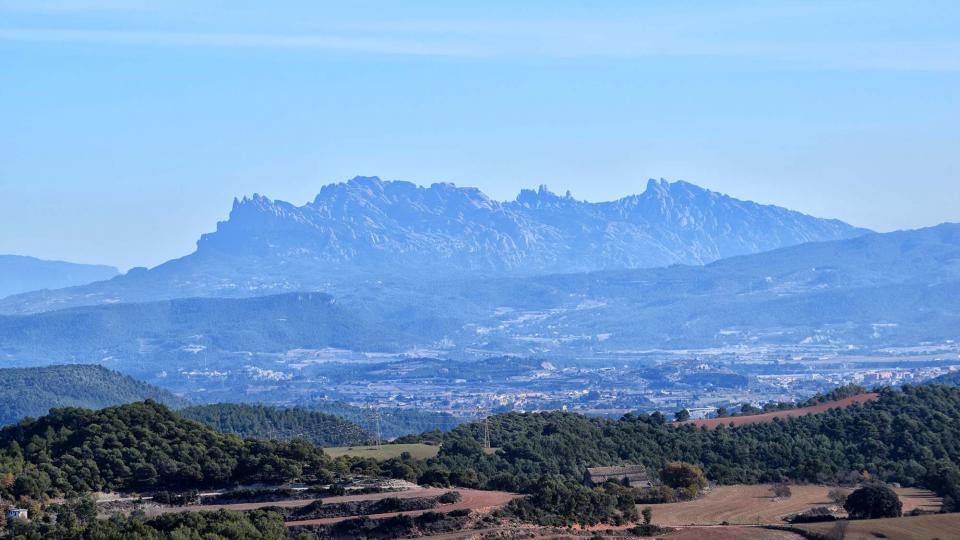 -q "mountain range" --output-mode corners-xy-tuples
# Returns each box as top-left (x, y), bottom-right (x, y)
(0, 255), (118, 299)
(0, 177), (867, 315)
(1, 223), (958, 391)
